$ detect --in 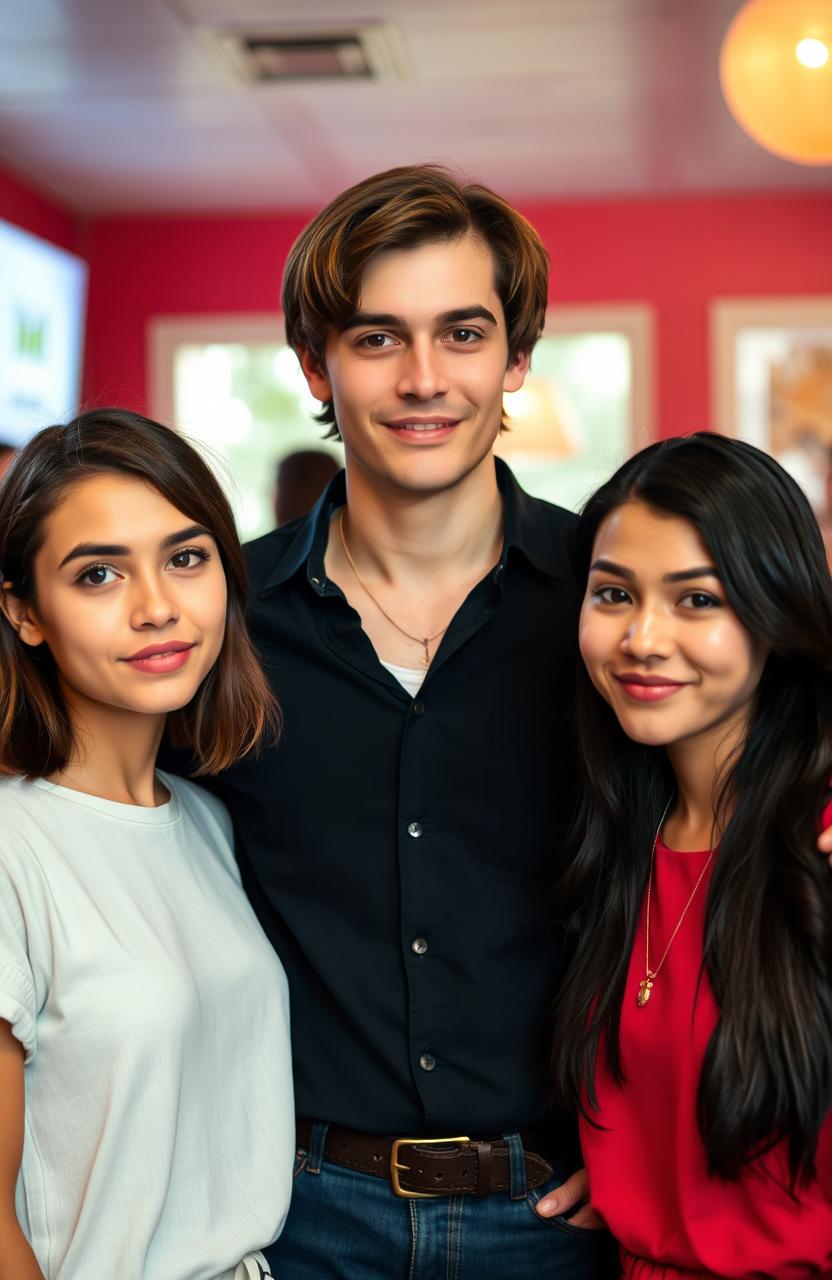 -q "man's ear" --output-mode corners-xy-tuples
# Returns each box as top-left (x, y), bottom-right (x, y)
(297, 346), (333, 403)
(0, 583), (46, 648)
(503, 349), (530, 395)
